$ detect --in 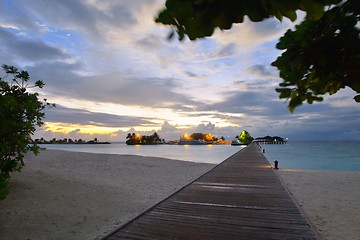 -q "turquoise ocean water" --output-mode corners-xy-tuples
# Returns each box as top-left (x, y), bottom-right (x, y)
(41, 141), (360, 171)
(261, 141), (360, 171)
